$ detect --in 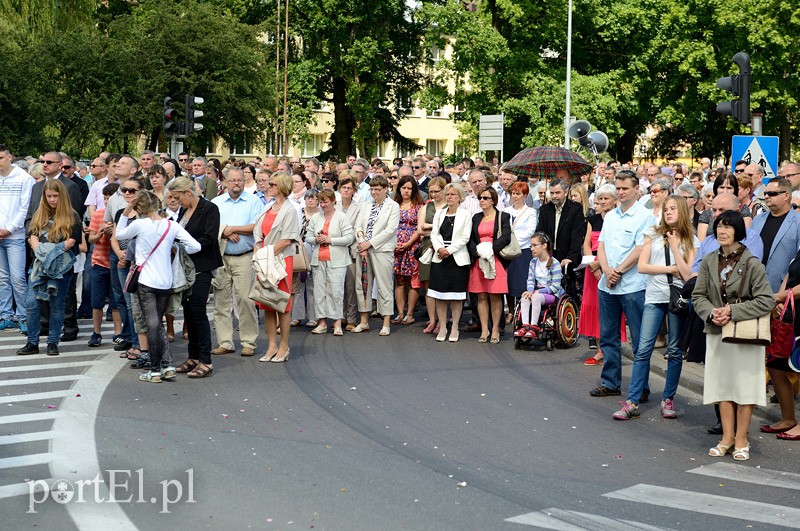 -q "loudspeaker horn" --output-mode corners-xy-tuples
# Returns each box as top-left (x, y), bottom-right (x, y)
(568, 120), (591, 142)
(587, 131), (609, 154)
